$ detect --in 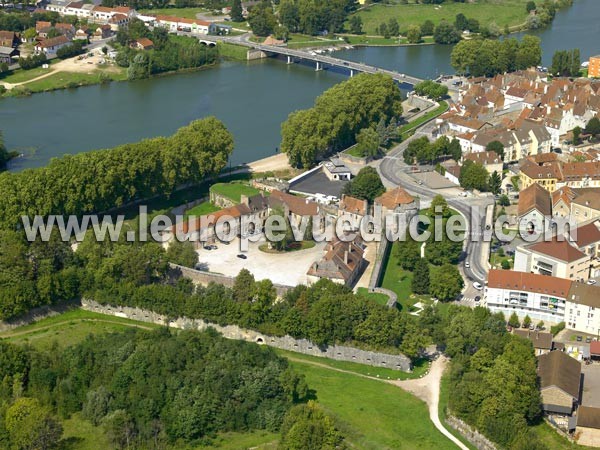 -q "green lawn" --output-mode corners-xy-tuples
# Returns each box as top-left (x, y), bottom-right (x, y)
(184, 201), (220, 218)
(0, 308), (160, 350)
(5, 69), (127, 96)
(217, 41), (249, 61)
(0, 60), (57, 84)
(532, 421), (595, 450)
(288, 358), (456, 449)
(343, 35), (435, 46)
(380, 245), (422, 310)
(350, 0), (531, 35)
(398, 101), (449, 139)
(210, 181), (260, 203)
(356, 287), (390, 306)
